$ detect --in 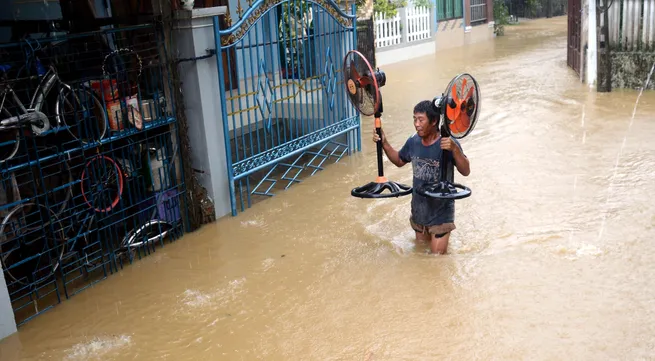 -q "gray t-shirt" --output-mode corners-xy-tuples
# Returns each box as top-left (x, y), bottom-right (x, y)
(398, 134), (465, 226)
